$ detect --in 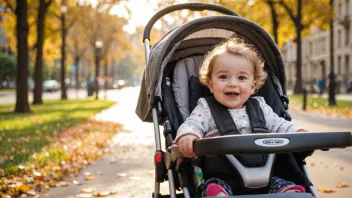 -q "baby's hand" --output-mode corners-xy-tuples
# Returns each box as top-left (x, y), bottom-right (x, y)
(177, 134), (198, 158)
